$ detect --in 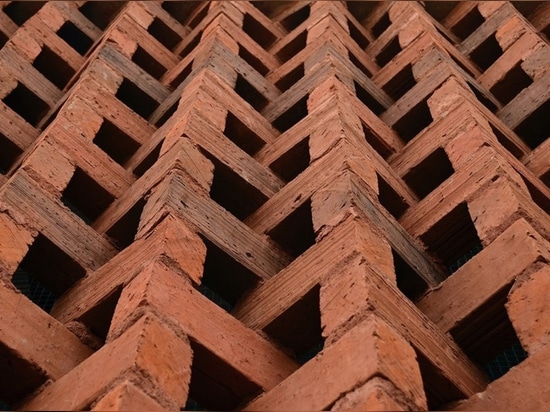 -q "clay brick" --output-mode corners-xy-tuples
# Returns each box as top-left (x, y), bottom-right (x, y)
(330, 377), (410, 411)
(92, 381), (164, 412)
